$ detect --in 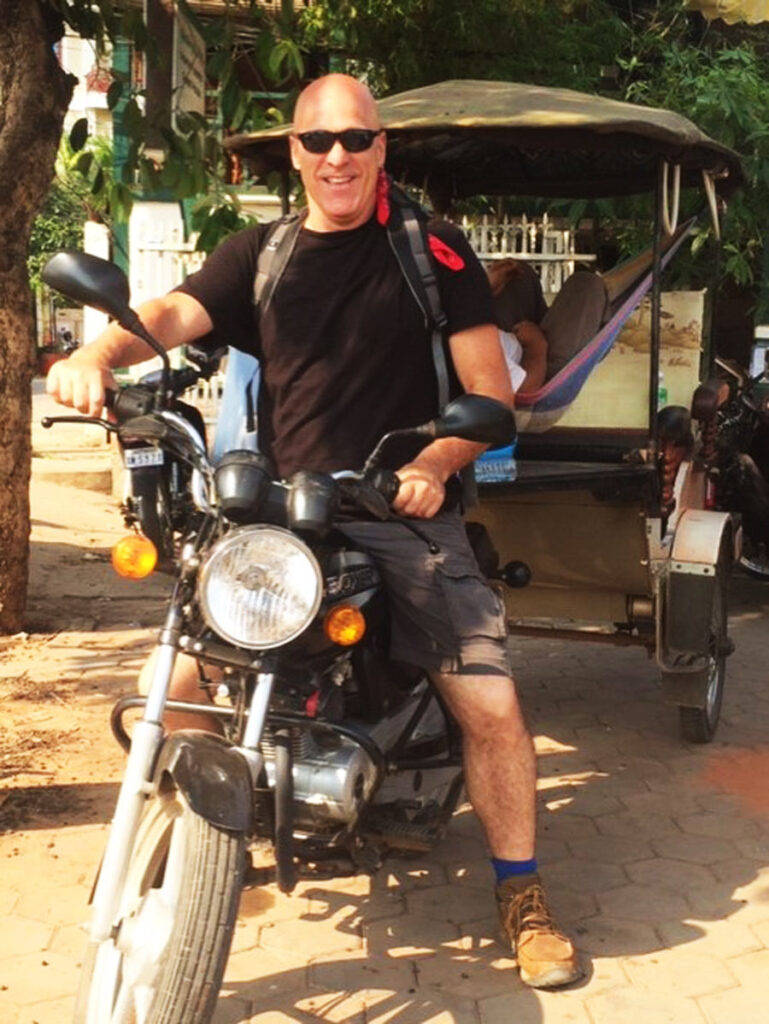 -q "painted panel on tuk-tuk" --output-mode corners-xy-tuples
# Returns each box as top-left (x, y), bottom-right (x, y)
(556, 290), (706, 430)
